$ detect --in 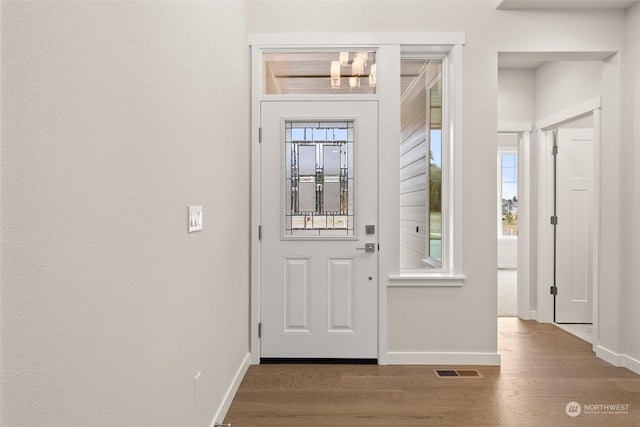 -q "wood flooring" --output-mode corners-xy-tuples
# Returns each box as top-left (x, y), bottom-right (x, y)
(223, 318), (640, 426)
